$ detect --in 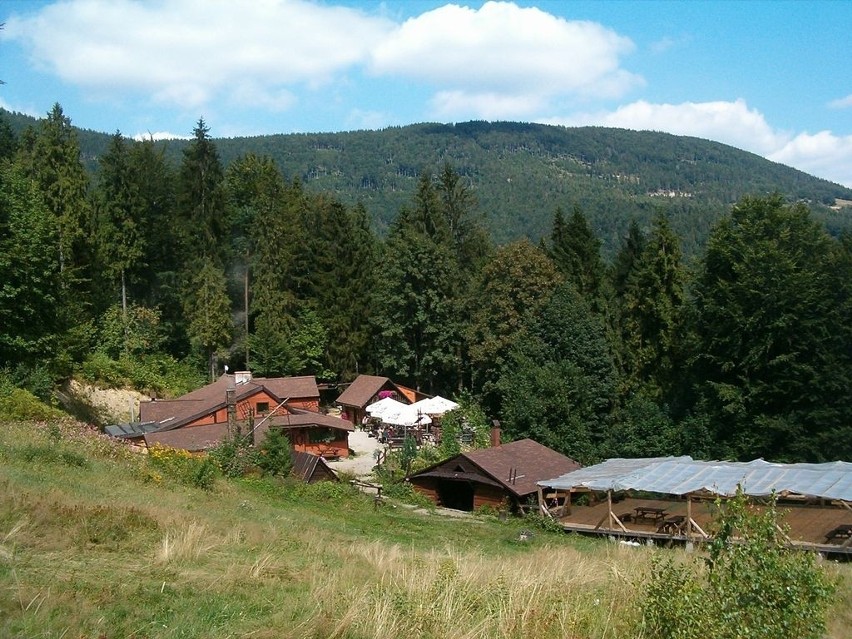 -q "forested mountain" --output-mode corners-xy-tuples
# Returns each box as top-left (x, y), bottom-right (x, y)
(4, 108), (851, 256)
(2, 105), (850, 465)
